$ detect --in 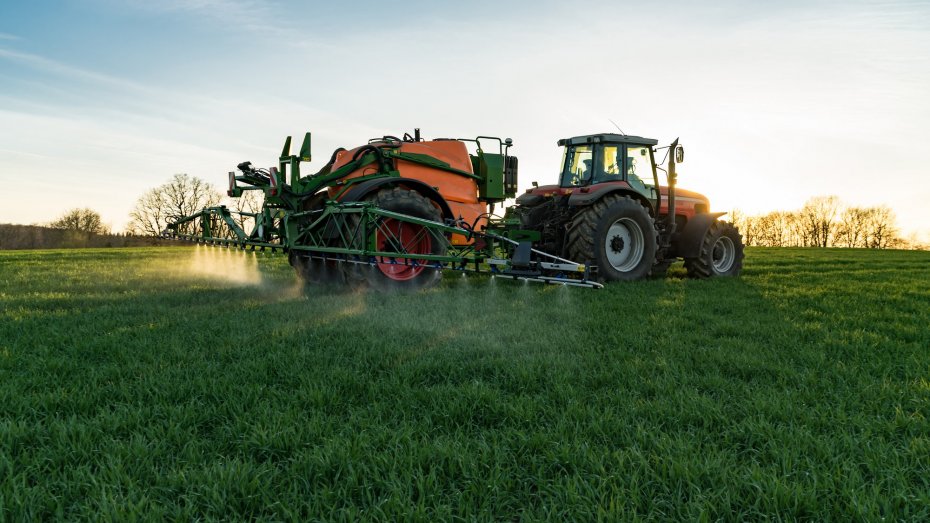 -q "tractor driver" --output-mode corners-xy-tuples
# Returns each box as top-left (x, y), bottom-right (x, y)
(626, 152), (648, 192)
(603, 146), (622, 180)
(580, 159), (593, 184)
